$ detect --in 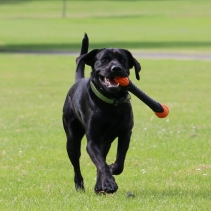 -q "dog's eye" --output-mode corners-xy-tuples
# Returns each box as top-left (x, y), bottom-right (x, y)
(101, 58), (109, 63)
(121, 58), (126, 63)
